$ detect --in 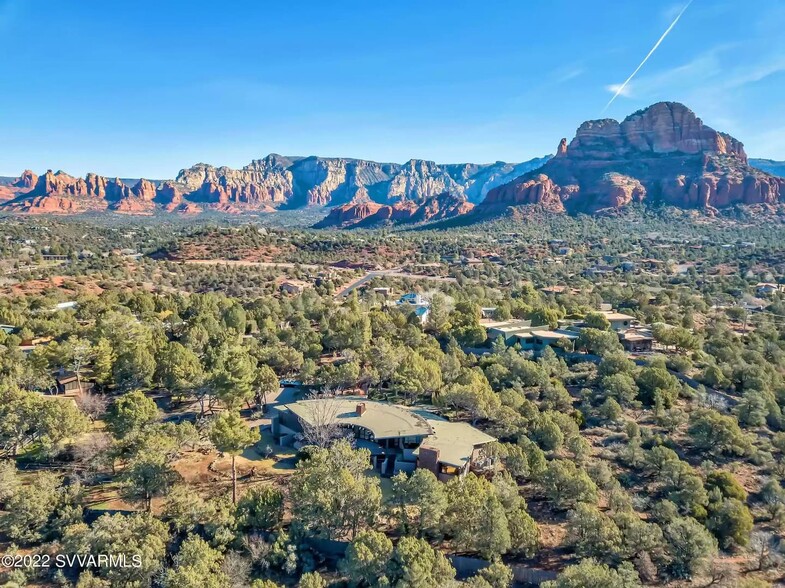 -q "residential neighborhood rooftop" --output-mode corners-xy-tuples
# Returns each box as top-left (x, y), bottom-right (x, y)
(413, 410), (497, 468)
(280, 398), (433, 439)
